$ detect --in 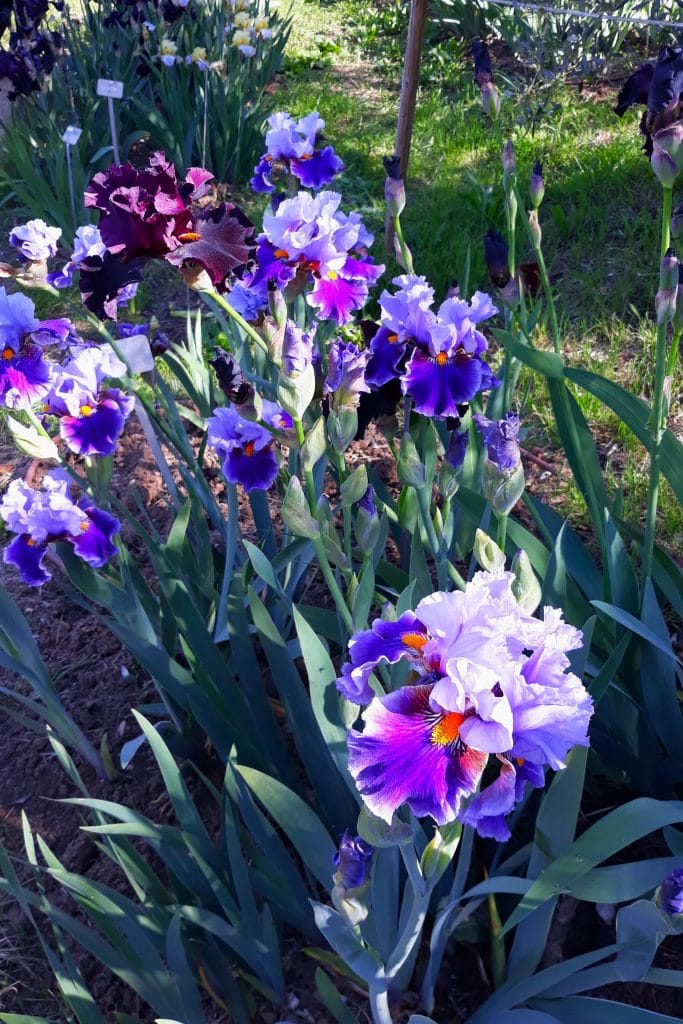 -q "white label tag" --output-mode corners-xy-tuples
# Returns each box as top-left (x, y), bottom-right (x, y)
(97, 78), (124, 99)
(108, 335), (155, 375)
(62, 125), (82, 145)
